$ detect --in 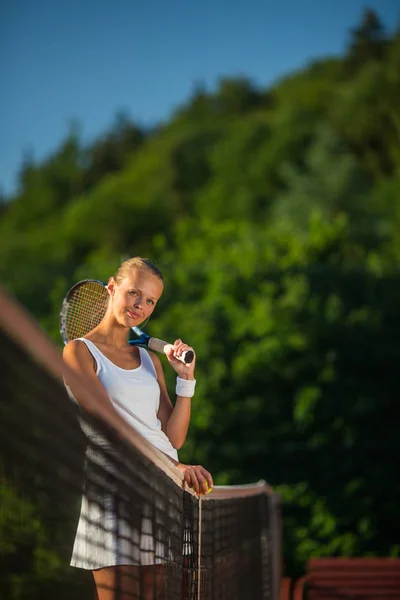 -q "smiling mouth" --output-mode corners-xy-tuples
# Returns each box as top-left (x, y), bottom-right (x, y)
(127, 310), (142, 319)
